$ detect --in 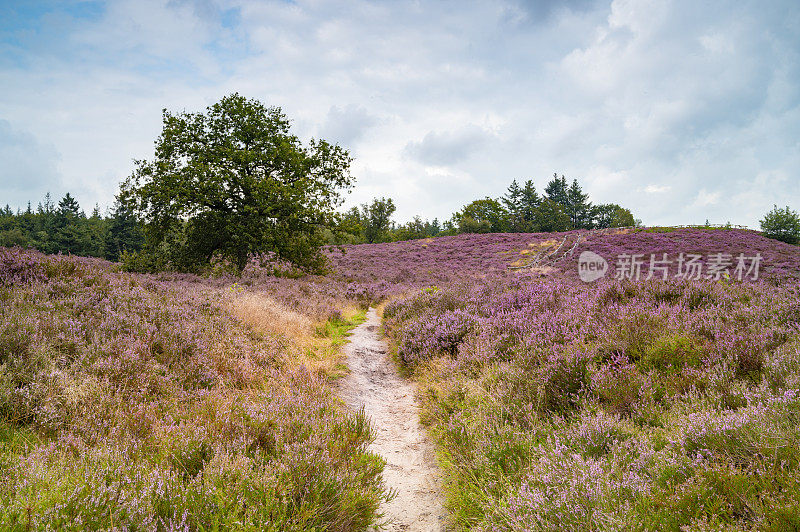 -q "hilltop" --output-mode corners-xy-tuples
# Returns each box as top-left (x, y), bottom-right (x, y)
(328, 227), (800, 285)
